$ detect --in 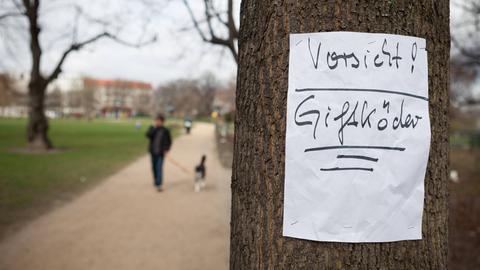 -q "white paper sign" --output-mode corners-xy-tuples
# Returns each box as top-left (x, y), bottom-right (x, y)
(283, 32), (430, 243)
